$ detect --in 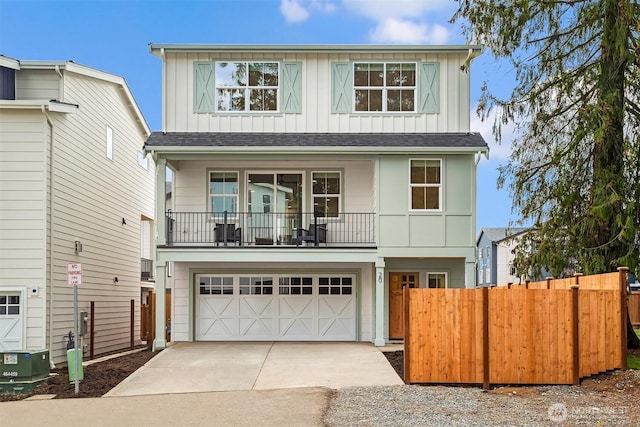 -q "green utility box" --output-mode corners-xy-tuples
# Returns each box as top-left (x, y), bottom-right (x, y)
(67, 348), (84, 382)
(0, 350), (50, 394)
